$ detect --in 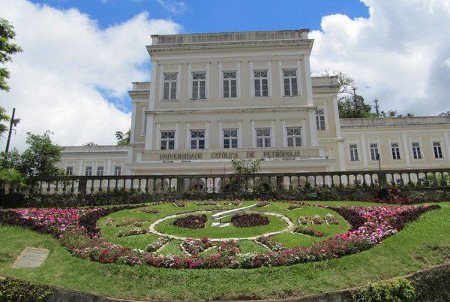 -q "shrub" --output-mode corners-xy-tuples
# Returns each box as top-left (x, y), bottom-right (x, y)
(115, 218), (145, 227)
(325, 213), (340, 225)
(353, 278), (416, 302)
(181, 238), (212, 255)
(146, 237), (170, 252)
(173, 214), (207, 229)
(139, 208), (159, 214)
(116, 228), (148, 237)
(257, 236), (285, 251)
(298, 216), (309, 224)
(293, 226), (323, 237)
(0, 278), (53, 302)
(231, 213), (269, 227)
(255, 200), (270, 207)
(218, 240), (240, 256)
(311, 215), (324, 225)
